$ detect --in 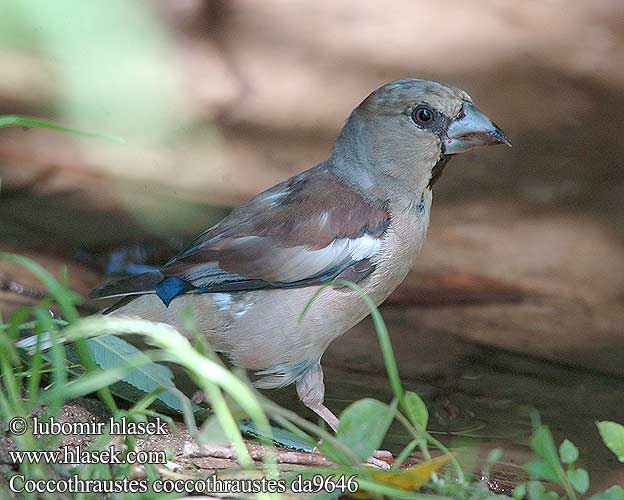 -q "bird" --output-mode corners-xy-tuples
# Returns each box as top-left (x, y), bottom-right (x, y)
(89, 78), (510, 433)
